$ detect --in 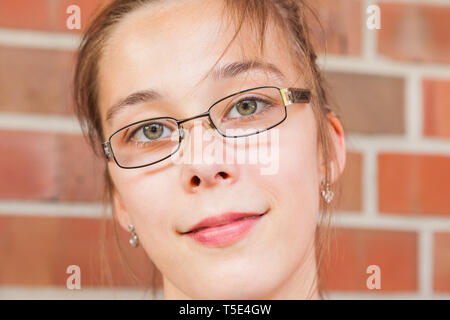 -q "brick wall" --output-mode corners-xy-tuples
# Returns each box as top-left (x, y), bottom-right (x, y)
(0, 0), (449, 299)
